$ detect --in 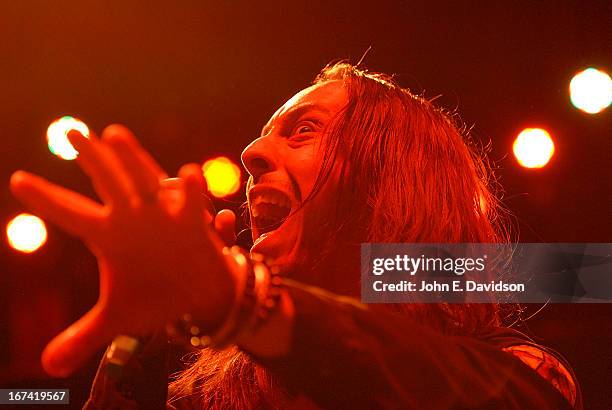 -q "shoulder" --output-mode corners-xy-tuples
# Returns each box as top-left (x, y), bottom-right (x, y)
(484, 327), (580, 409)
(502, 344), (578, 408)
